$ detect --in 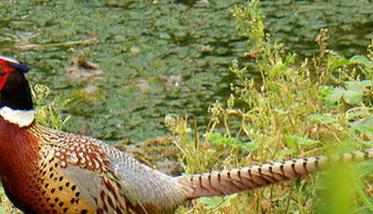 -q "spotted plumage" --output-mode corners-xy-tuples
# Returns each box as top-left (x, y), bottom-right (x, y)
(0, 56), (372, 214)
